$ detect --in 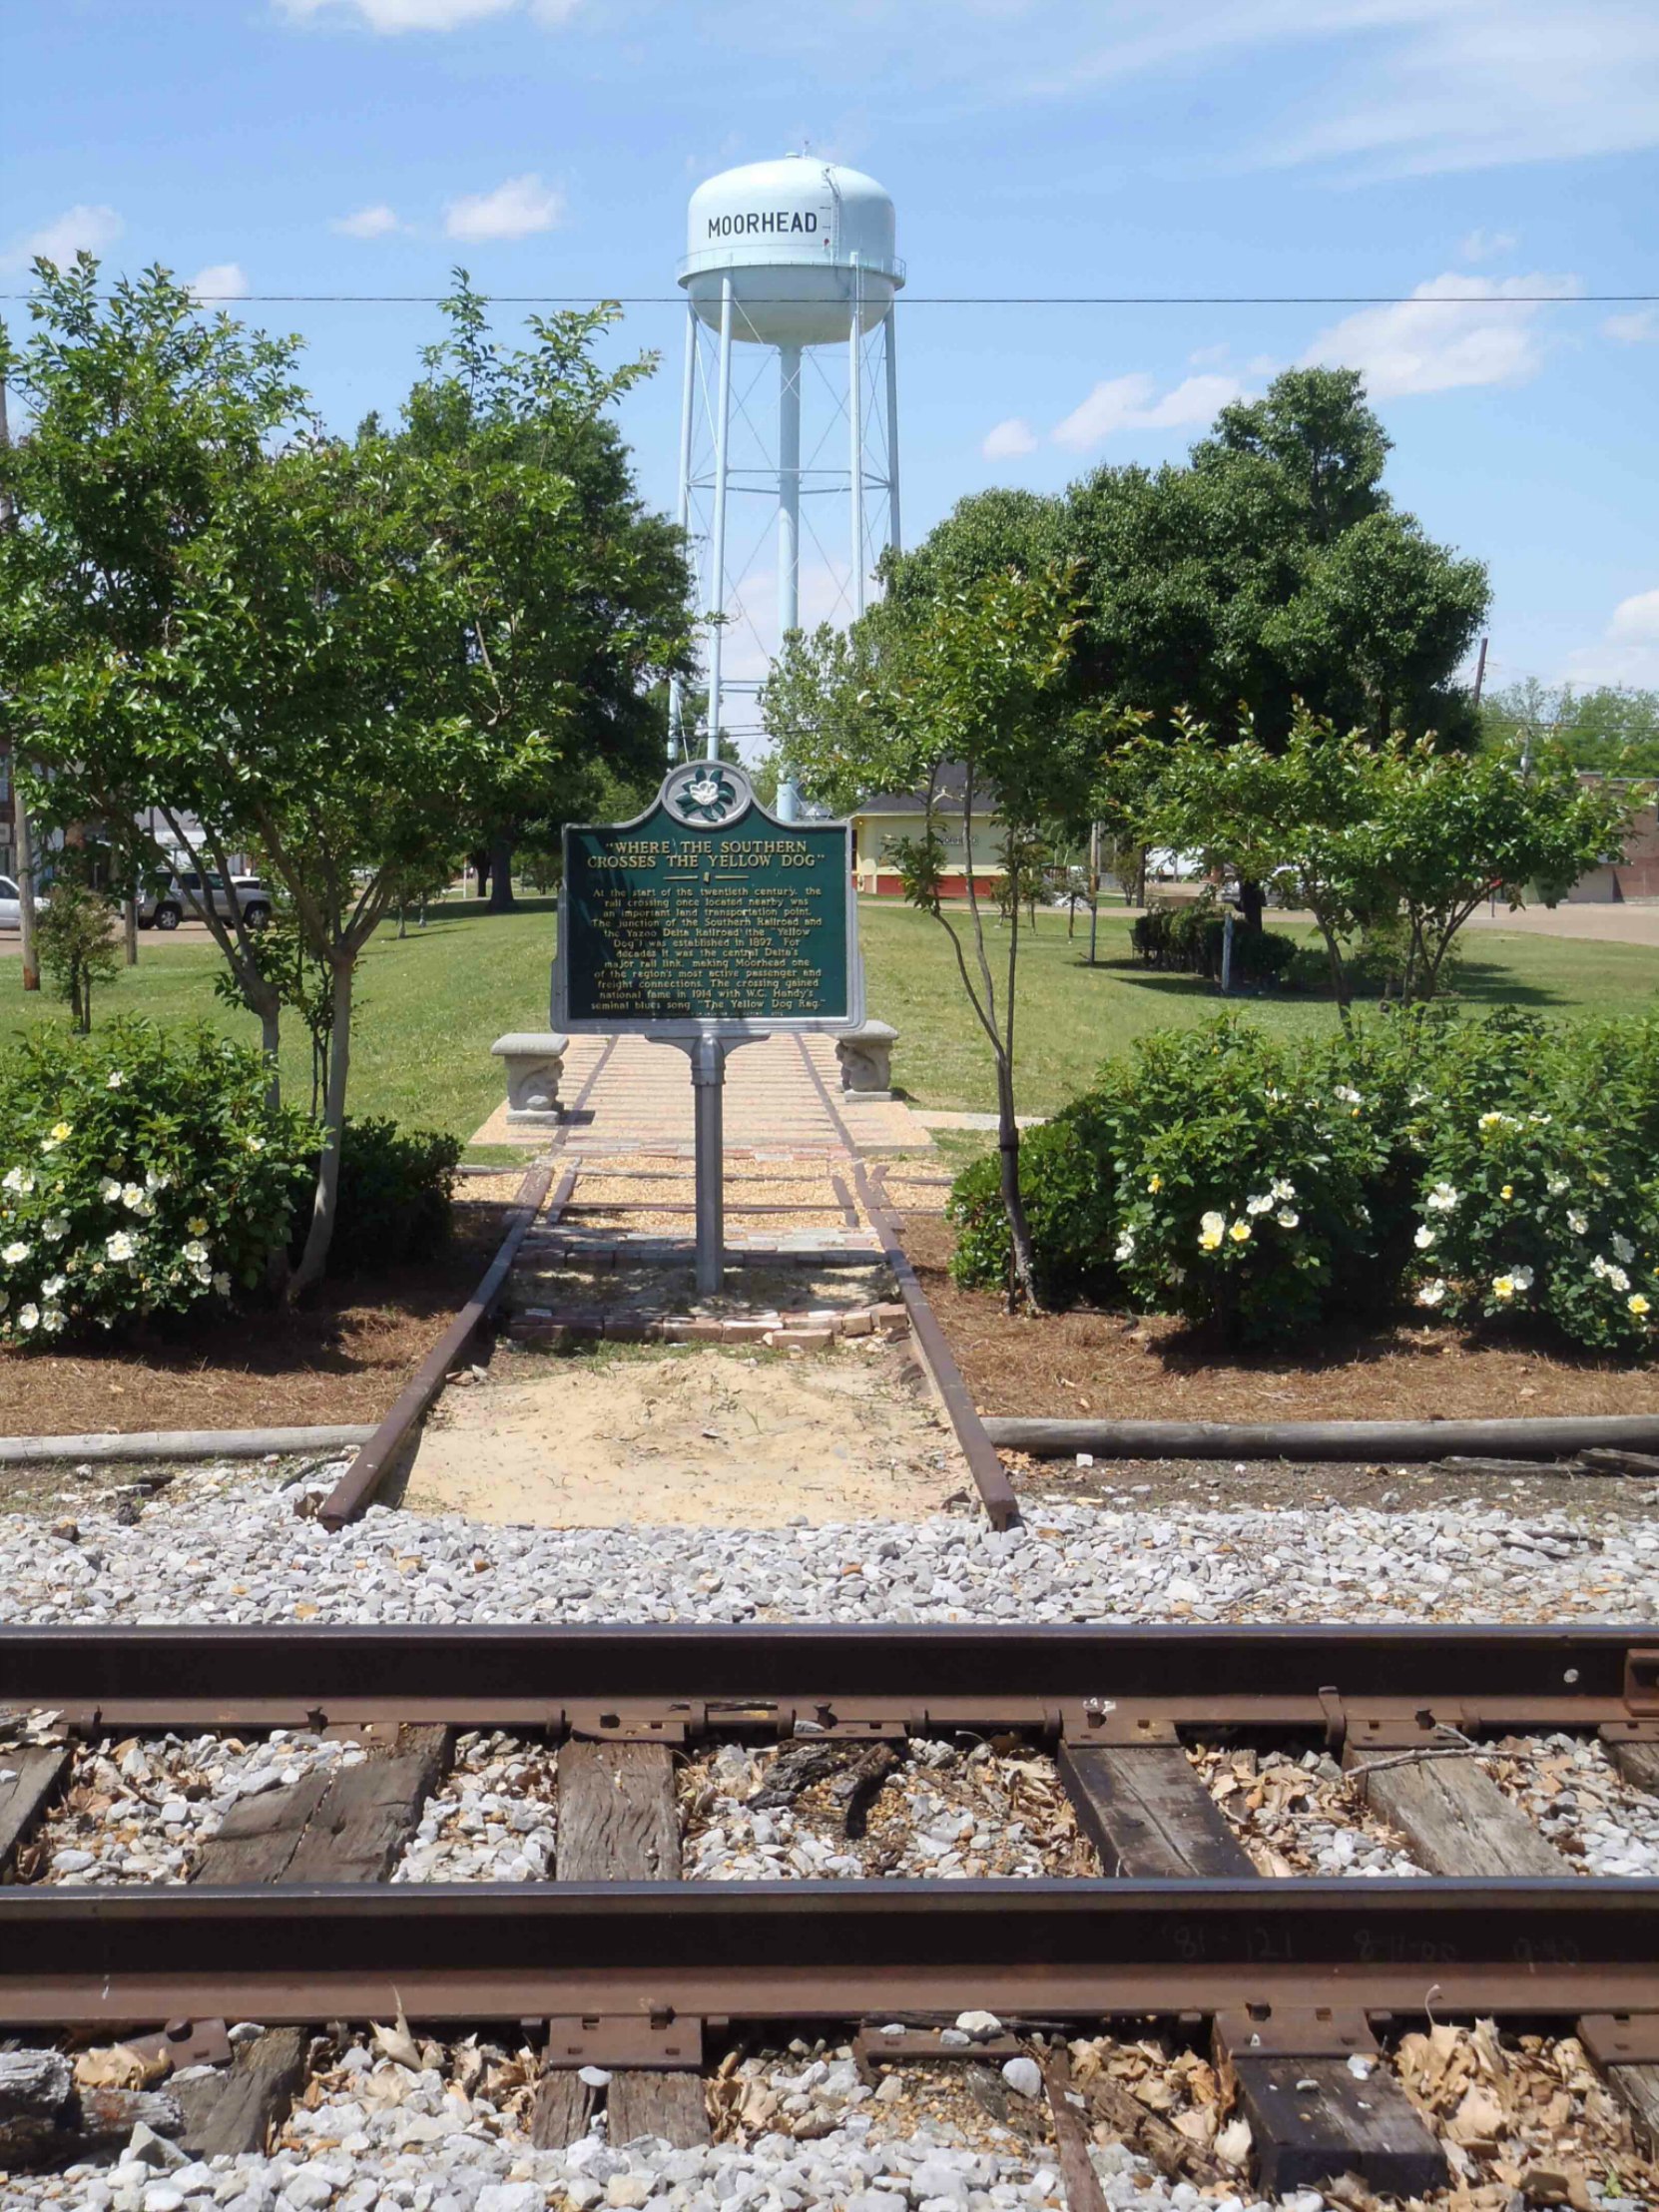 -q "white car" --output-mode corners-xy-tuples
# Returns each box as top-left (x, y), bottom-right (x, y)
(0, 874), (44, 930)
